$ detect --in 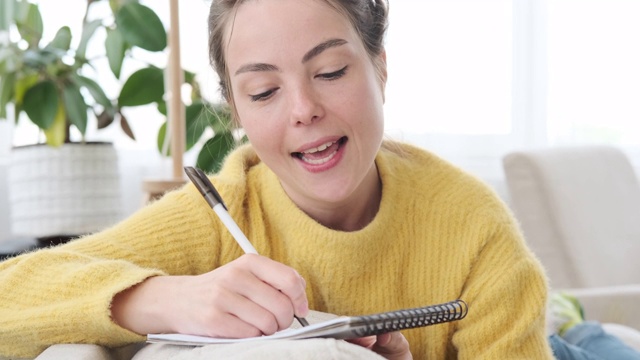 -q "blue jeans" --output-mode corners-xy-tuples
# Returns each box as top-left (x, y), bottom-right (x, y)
(550, 321), (640, 360)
